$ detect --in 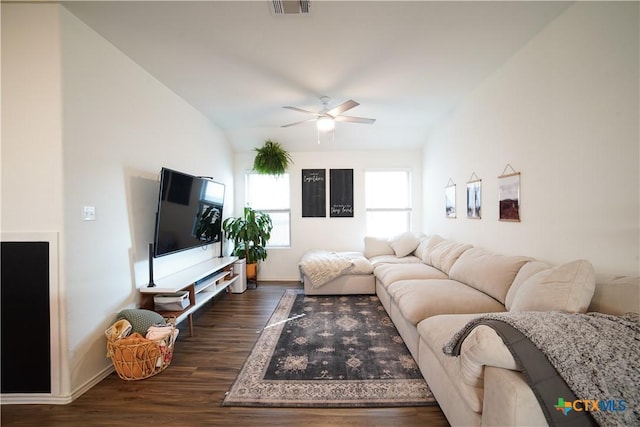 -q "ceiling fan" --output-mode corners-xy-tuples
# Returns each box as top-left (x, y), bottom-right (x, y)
(281, 96), (376, 131)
